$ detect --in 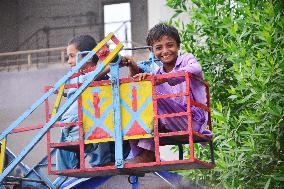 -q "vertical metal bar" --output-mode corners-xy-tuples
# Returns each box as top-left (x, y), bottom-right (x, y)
(186, 73), (194, 161)
(205, 83), (214, 164)
(48, 84), (64, 172)
(44, 87), (52, 173)
(152, 76), (160, 163)
(110, 56), (124, 168)
(178, 144), (183, 160)
(28, 54), (32, 67)
(78, 95), (85, 170)
(206, 83), (212, 131)
(131, 176), (138, 189)
(209, 141), (215, 164)
(0, 138), (6, 173)
(47, 131), (51, 173)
